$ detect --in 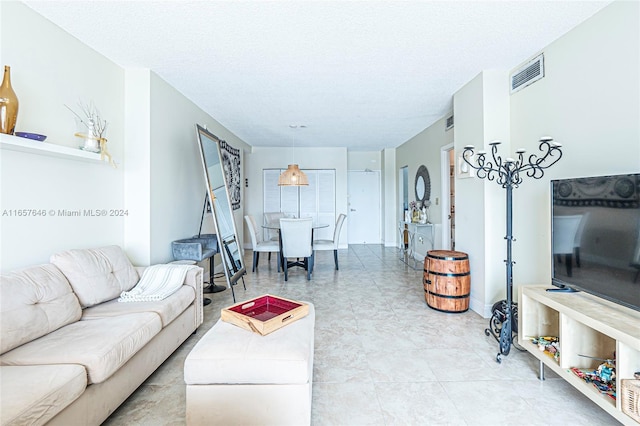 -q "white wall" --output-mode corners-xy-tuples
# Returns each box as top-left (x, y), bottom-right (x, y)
(382, 148), (397, 246)
(481, 71), (510, 309)
(450, 0), (639, 316)
(453, 73), (488, 313)
(396, 115), (454, 255)
(347, 151), (381, 171)
(0, 1), (125, 271)
(244, 147), (348, 248)
(0, 2), (125, 150)
(148, 73), (249, 265)
(123, 70), (250, 266)
(509, 0), (640, 290)
(124, 70), (151, 266)
(1, 2), (251, 272)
